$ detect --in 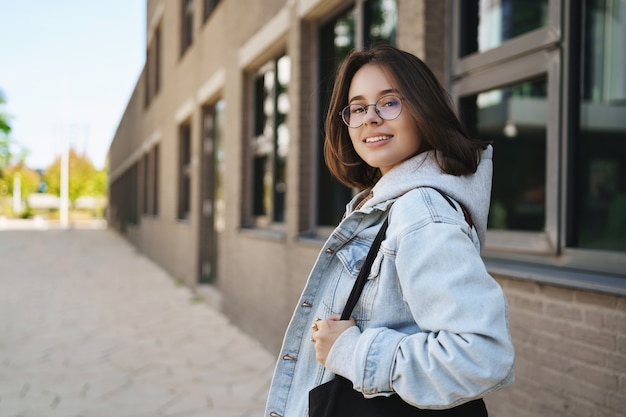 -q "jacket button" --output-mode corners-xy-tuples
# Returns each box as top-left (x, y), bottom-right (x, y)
(325, 248), (334, 254)
(269, 412), (282, 417)
(282, 354), (297, 362)
(355, 259), (365, 270)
